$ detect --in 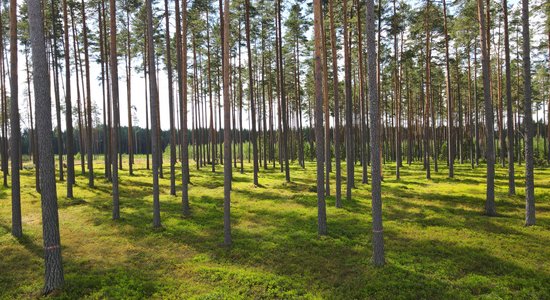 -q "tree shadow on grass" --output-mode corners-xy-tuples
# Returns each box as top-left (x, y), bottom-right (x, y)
(0, 222), (43, 258)
(55, 182), (550, 298)
(15, 161), (547, 298)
